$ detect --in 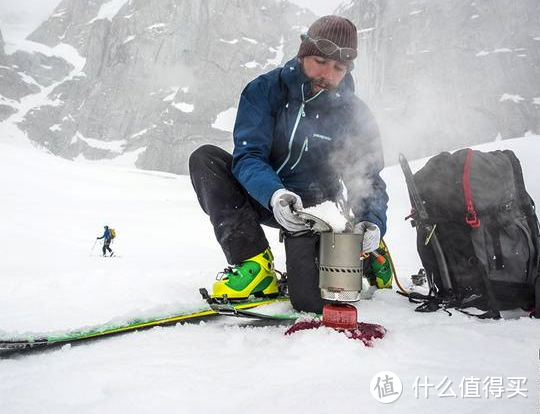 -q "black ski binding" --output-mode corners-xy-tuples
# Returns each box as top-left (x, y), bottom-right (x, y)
(199, 288), (243, 316)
